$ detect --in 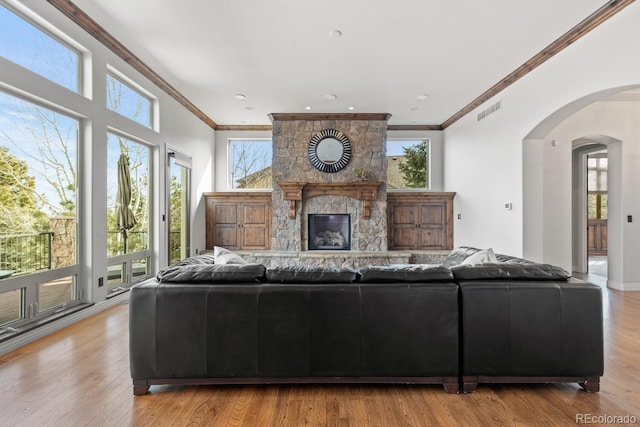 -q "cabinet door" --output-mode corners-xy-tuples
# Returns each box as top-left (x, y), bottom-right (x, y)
(213, 203), (241, 250)
(417, 202), (446, 249)
(388, 203), (417, 250)
(241, 203), (271, 250)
